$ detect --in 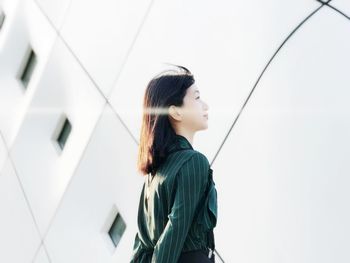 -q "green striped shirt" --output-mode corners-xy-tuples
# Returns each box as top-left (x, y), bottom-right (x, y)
(130, 134), (218, 262)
